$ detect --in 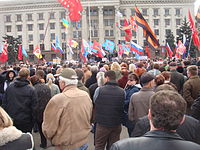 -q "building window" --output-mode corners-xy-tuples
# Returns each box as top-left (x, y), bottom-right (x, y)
(176, 29), (180, 35)
(176, 19), (181, 26)
(50, 12), (55, 19)
(39, 34), (44, 41)
(154, 19), (159, 26)
(60, 22), (65, 29)
(51, 54), (56, 60)
(90, 9), (98, 16)
(29, 45), (34, 51)
(104, 8), (114, 15)
(73, 31), (82, 38)
(16, 14), (22, 22)
(154, 29), (159, 35)
(164, 9), (170, 16)
(5, 15), (11, 22)
(40, 44), (45, 51)
(27, 24), (33, 31)
(165, 19), (170, 26)
(60, 11), (65, 19)
(175, 8), (181, 16)
(16, 25), (22, 32)
(38, 23), (44, 30)
(153, 8), (159, 16)
(132, 31), (136, 37)
(142, 8), (148, 16)
(50, 33), (55, 40)
(50, 23), (55, 30)
(121, 30), (125, 37)
(29, 55), (34, 61)
(6, 26), (11, 32)
(27, 14), (32, 21)
(71, 21), (82, 28)
(105, 30), (114, 37)
(131, 9), (136, 16)
(38, 13), (44, 20)
(90, 30), (98, 37)
(90, 20), (98, 28)
(165, 29), (171, 35)
(61, 33), (66, 40)
(28, 34), (33, 41)
(18, 35), (22, 40)
(104, 19), (114, 26)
